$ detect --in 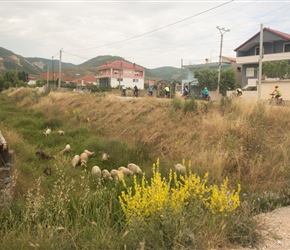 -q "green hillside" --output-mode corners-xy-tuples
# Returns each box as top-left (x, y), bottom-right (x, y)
(0, 47), (184, 81)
